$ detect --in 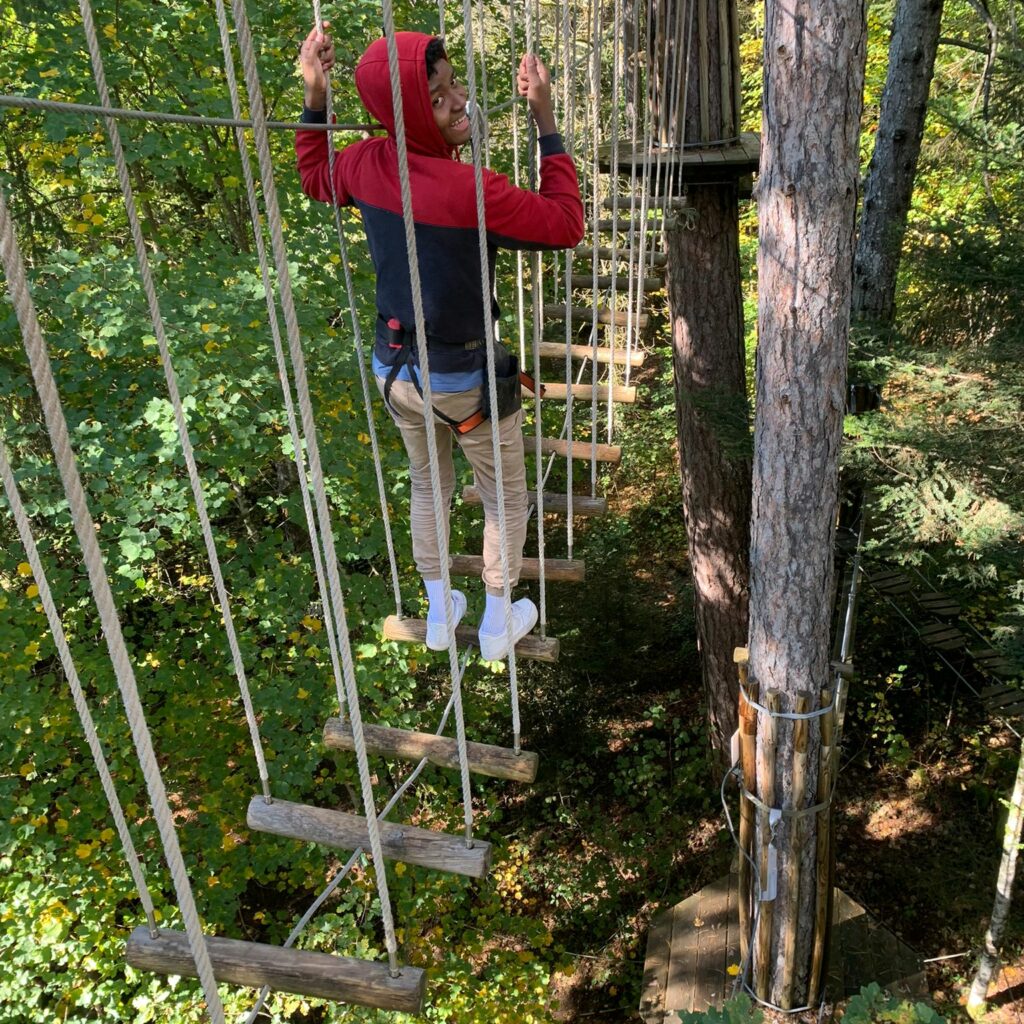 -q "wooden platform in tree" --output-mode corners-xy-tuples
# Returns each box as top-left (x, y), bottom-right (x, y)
(599, 132), (760, 182)
(542, 303), (649, 328)
(570, 273), (663, 292)
(639, 875), (926, 1022)
(574, 245), (667, 267)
